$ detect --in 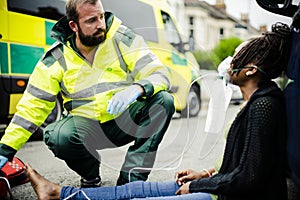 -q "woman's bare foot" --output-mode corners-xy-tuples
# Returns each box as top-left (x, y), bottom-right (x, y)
(25, 163), (61, 200)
